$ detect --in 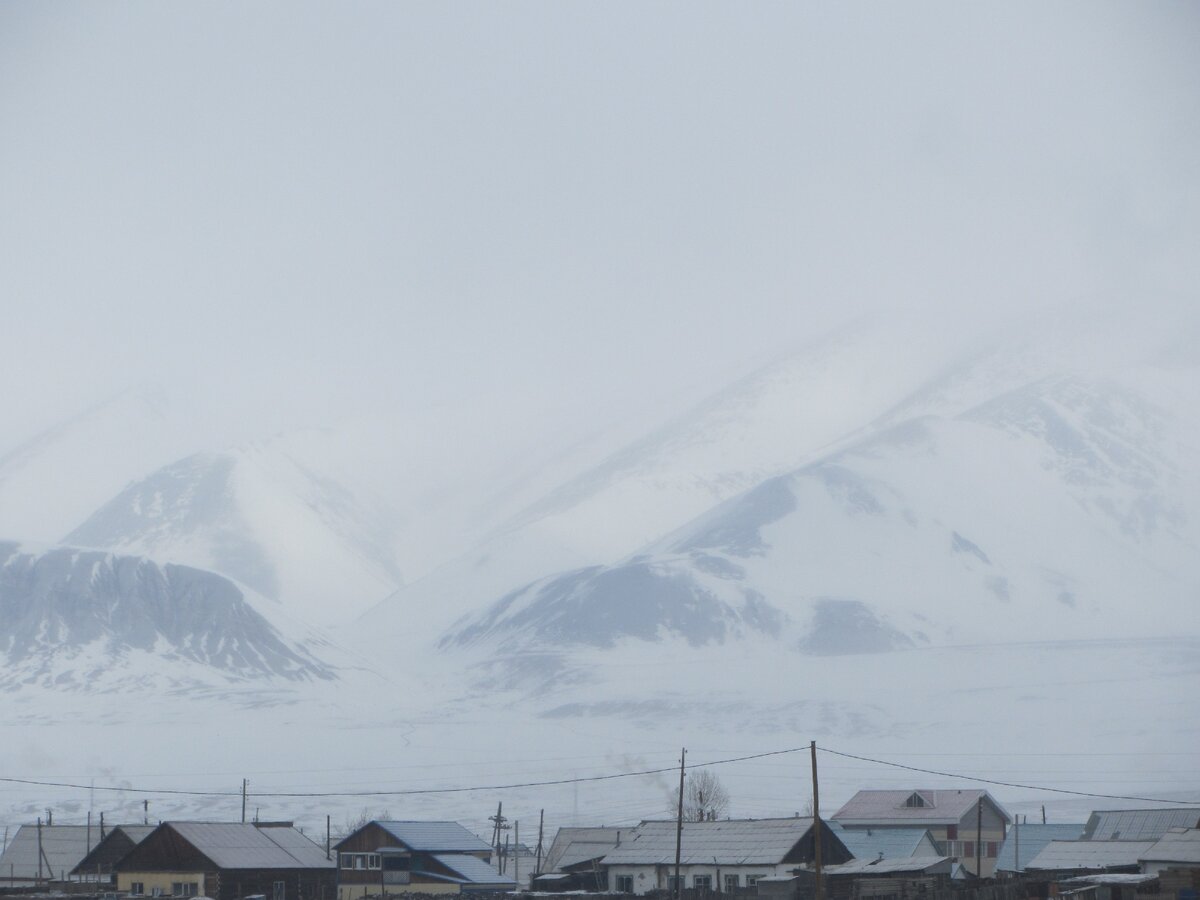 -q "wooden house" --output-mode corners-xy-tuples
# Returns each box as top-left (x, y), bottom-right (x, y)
(333, 820), (514, 899)
(113, 822), (335, 900)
